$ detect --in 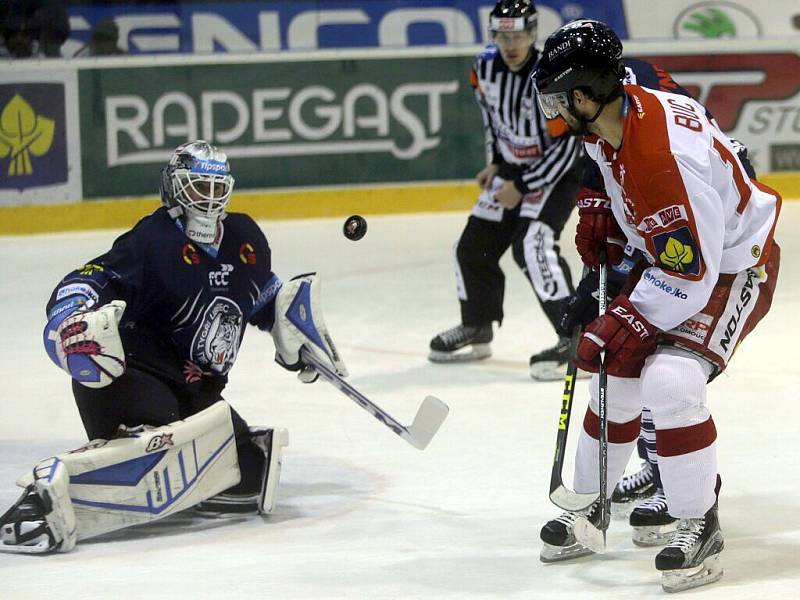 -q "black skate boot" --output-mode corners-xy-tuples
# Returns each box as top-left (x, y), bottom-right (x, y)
(428, 323), (492, 363)
(655, 503), (724, 593)
(611, 461), (656, 517)
(0, 488), (59, 554)
(196, 427), (289, 517)
(0, 457), (76, 555)
(629, 488), (678, 546)
(540, 500), (603, 562)
(529, 337), (590, 381)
